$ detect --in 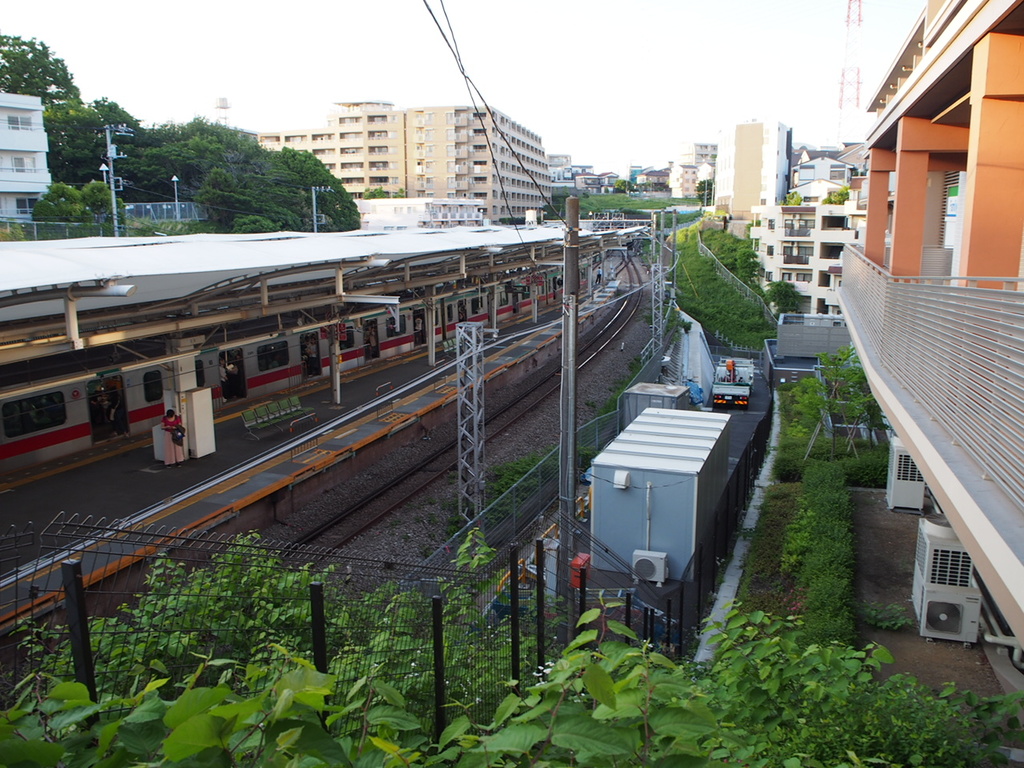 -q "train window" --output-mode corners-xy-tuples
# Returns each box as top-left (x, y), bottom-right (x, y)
(194, 360), (205, 388)
(385, 314), (407, 338)
(339, 324), (355, 350)
(143, 371), (163, 402)
(2, 392), (67, 438)
(257, 341), (290, 371)
(471, 297), (482, 314)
